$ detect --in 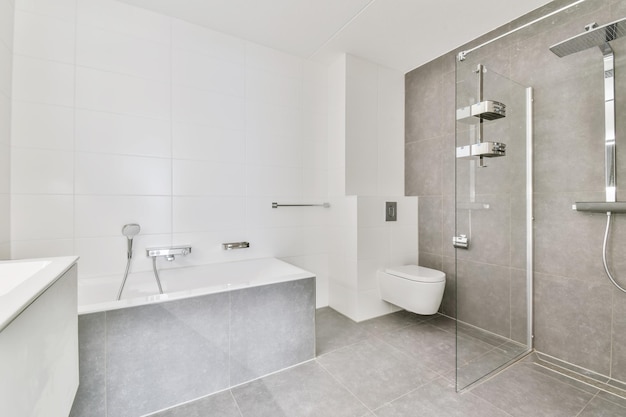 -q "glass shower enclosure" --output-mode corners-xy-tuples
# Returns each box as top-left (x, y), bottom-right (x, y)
(454, 59), (533, 391)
